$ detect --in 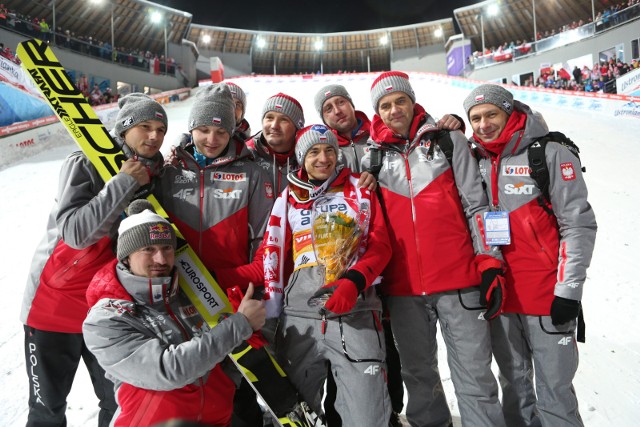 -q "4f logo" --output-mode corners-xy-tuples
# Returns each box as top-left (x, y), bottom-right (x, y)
(364, 365), (380, 375)
(173, 188), (194, 200)
(558, 336), (573, 346)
